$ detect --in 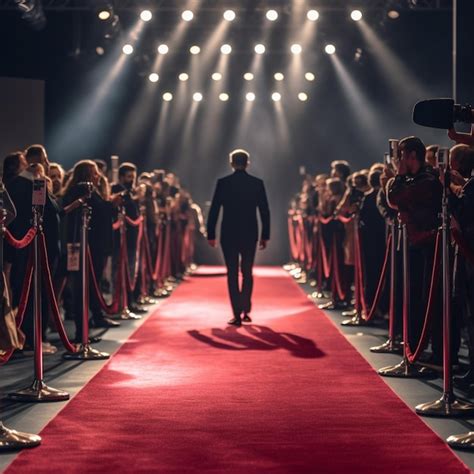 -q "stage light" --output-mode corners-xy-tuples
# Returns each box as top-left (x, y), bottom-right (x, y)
(266, 10), (278, 21)
(193, 92), (203, 102)
(246, 92), (256, 102)
(148, 73), (159, 83)
(307, 10), (319, 21)
(219, 93), (229, 101)
(272, 92), (281, 102)
(244, 72), (254, 81)
(158, 44), (169, 54)
(96, 46), (105, 56)
(220, 44), (232, 54)
(122, 44), (133, 55)
(387, 10), (400, 19)
(325, 44), (336, 55)
(179, 73), (189, 81)
(351, 10), (363, 21)
(291, 44), (302, 55)
(223, 10), (236, 22)
(255, 44), (266, 55)
(182, 10), (194, 21)
(98, 9), (111, 20)
(190, 45), (200, 55)
(298, 92), (308, 101)
(140, 10), (152, 22)
(305, 72), (315, 81)
(163, 92), (173, 101)
(274, 72), (284, 81)
(212, 72), (222, 81)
